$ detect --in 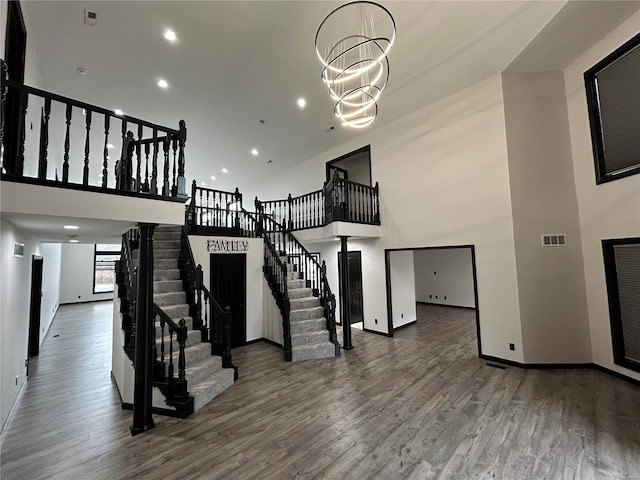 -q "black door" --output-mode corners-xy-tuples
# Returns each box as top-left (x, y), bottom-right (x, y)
(4, 0), (28, 175)
(210, 254), (246, 348)
(324, 166), (349, 223)
(28, 256), (44, 369)
(338, 251), (364, 324)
